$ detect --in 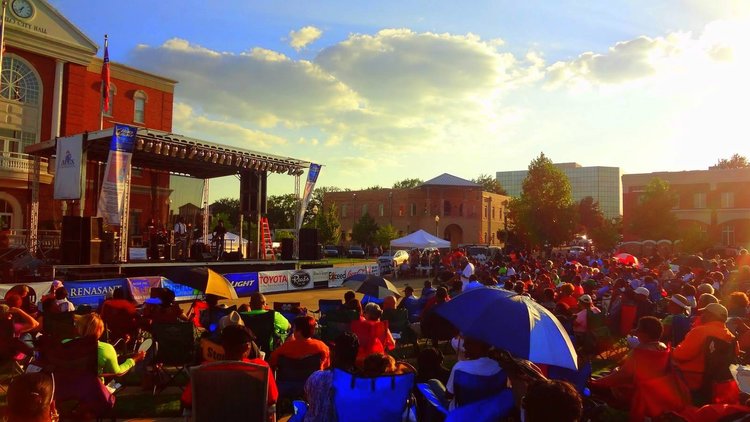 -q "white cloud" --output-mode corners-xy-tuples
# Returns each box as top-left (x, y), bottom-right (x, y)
(288, 26), (323, 51)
